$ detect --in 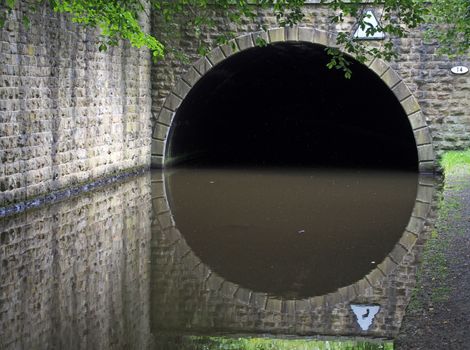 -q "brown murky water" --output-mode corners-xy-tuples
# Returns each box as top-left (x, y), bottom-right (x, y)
(166, 168), (418, 298)
(0, 169), (434, 349)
